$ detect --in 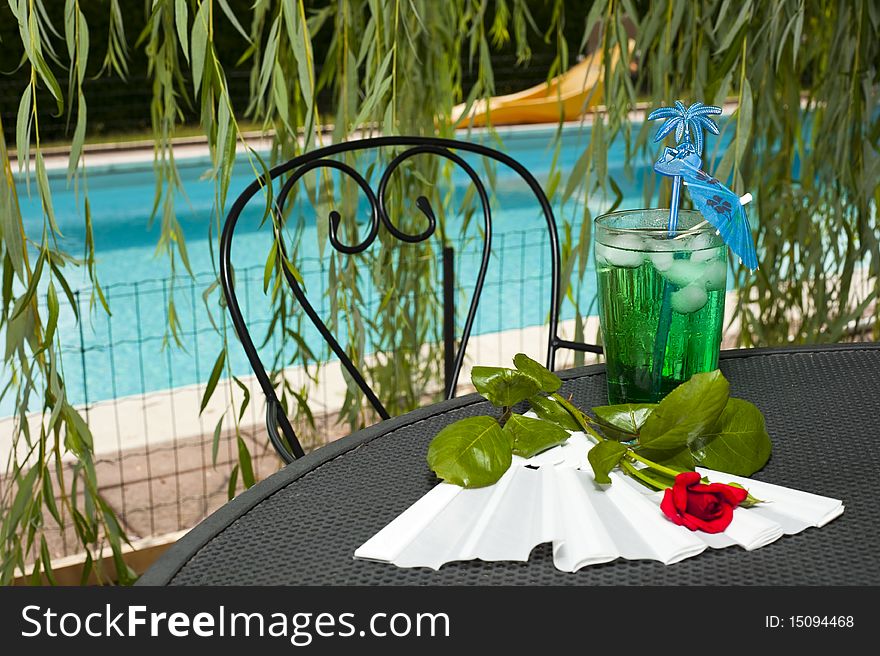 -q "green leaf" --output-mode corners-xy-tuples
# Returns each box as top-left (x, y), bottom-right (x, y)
(639, 370), (729, 452)
(32, 48), (64, 115)
(191, 0), (209, 95)
(257, 16), (280, 100)
(503, 414), (570, 458)
(237, 436), (255, 488)
(588, 440), (628, 484)
(71, 508), (97, 544)
(15, 84), (31, 176)
(227, 464), (239, 500)
(263, 242), (277, 293)
(715, 1), (752, 54)
(528, 394), (581, 431)
(98, 496), (128, 544)
(218, 0), (252, 43)
(285, 2), (315, 141)
(471, 367), (540, 407)
(67, 93), (87, 178)
(690, 398), (772, 476)
(40, 537), (56, 586)
(76, 9), (89, 85)
(513, 352), (561, 393)
(11, 249), (44, 320)
(200, 349), (226, 414)
(175, 0), (189, 63)
(110, 539), (137, 586)
(35, 152), (60, 235)
(592, 403), (656, 440)
(211, 413), (224, 466)
(427, 417), (511, 488)
(42, 283), (59, 349)
(215, 96), (231, 174)
(42, 474), (61, 526)
(233, 376), (250, 422)
(282, 253), (305, 285)
(4, 465), (38, 540)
